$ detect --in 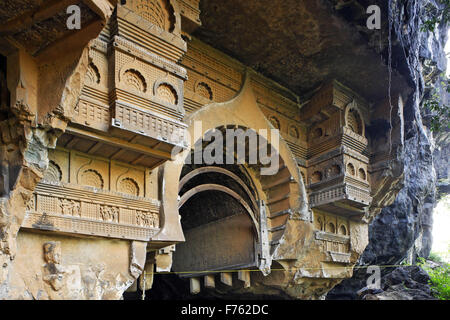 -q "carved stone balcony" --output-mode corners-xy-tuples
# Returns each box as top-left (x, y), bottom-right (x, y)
(23, 182), (161, 242)
(315, 231), (351, 264)
(308, 177), (372, 217)
(110, 101), (188, 150)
